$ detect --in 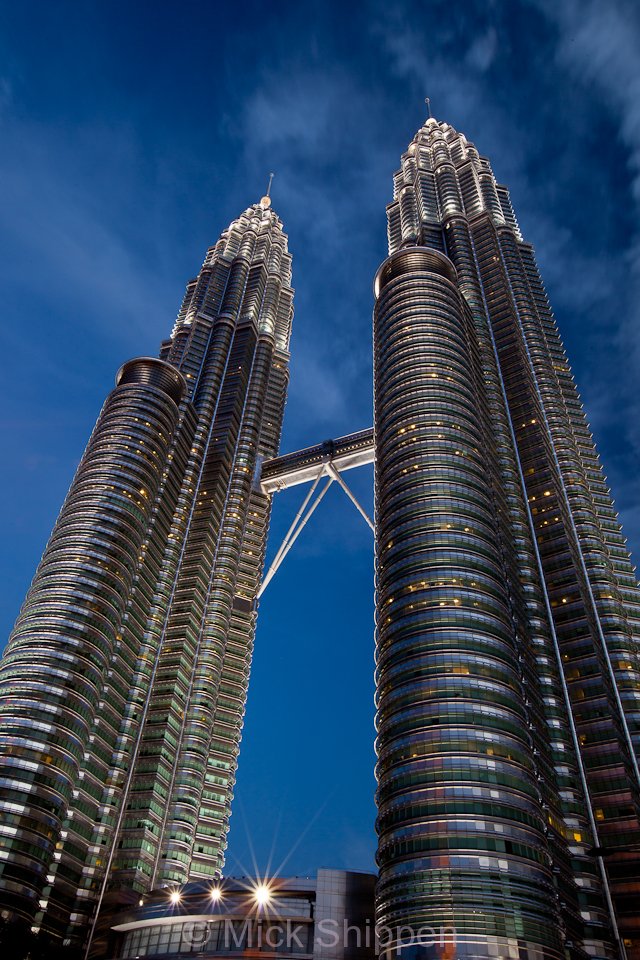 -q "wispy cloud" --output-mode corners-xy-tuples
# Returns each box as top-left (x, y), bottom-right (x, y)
(239, 67), (387, 442)
(0, 112), (177, 354)
(530, 0), (640, 311)
(467, 27), (499, 72)
(526, 0), (640, 547)
(532, 0), (640, 192)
